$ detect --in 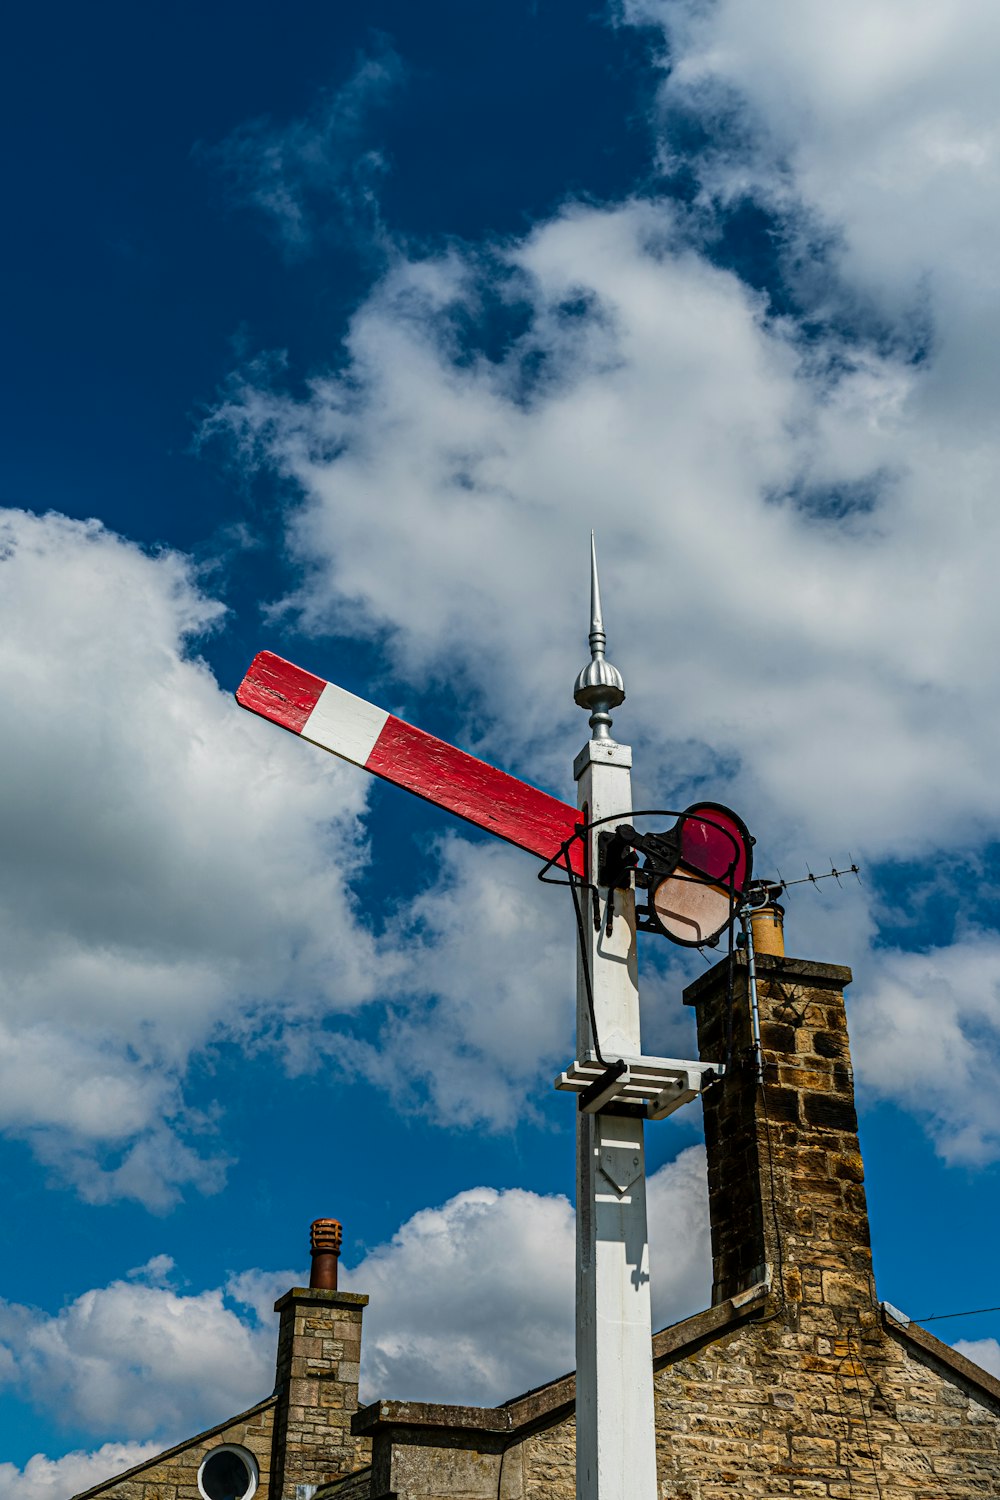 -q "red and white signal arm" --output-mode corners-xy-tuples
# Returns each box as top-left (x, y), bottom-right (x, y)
(237, 652), (585, 873)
